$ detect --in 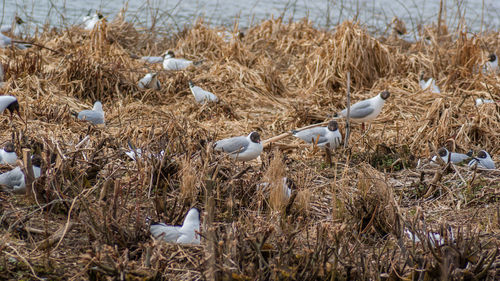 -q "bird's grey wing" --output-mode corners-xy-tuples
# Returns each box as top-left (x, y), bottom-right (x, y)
(150, 223), (182, 242)
(294, 127), (326, 143)
(141, 56), (163, 64)
(342, 102), (374, 119)
(0, 168), (24, 188)
(215, 136), (249, 154)
(78, 110), (104, 124)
